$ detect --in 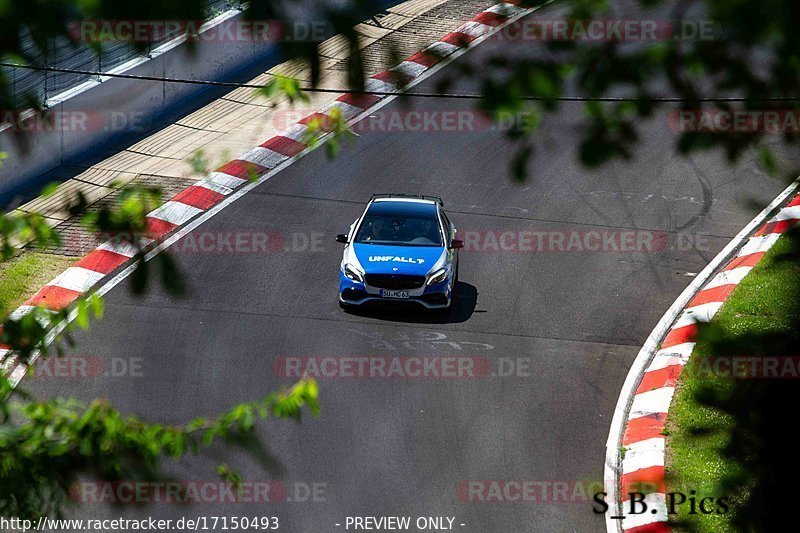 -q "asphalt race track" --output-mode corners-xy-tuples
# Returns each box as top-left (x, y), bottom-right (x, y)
(26, 0), (794, 531)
